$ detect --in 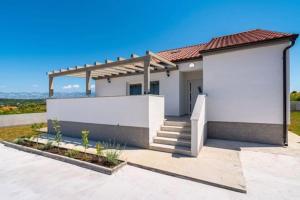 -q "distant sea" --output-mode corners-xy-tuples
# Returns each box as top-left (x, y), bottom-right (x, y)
(0, 92), (95, 99)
